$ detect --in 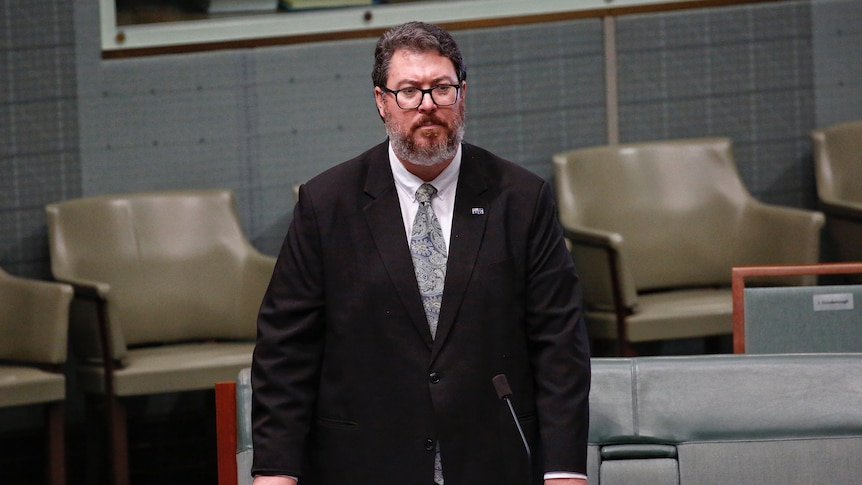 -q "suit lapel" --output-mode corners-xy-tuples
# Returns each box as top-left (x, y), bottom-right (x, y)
(432, 146), (490, 361)
(363, 144), (435, 349)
